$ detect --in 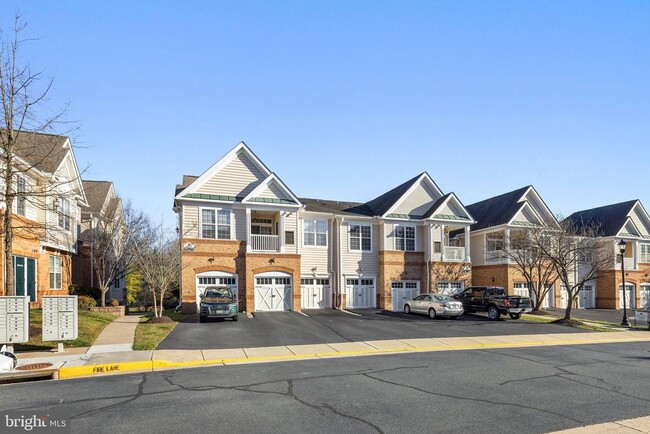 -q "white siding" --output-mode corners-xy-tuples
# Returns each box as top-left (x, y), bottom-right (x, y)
(233, 208), (246, 241)
(298, 216), (331, 274)
(471, 233), (486, 266)
(341, 222), (379, 275)
(283, 211), (298, 254)
(195, 151), (266, 198)
(181, 203), (242, 240)
(392, 181), (440, 217)
(436, 200), (466, 219)
(383, 221), (424, 251)
(257, 182), (292, 201)
(630, 206), (650, 237)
